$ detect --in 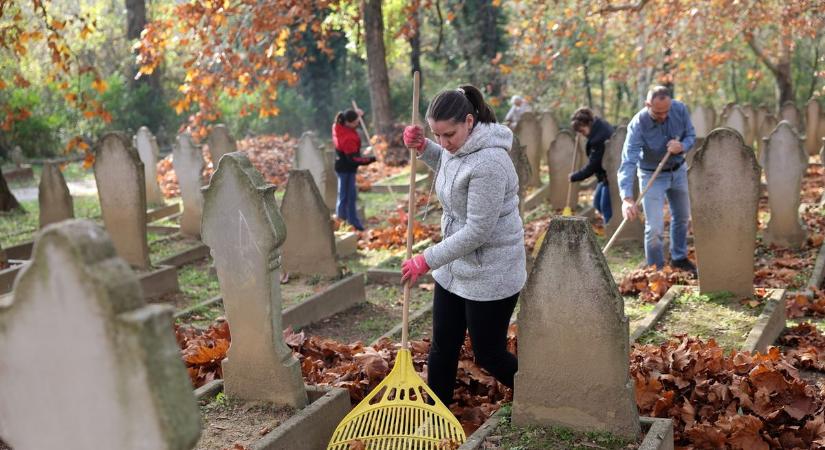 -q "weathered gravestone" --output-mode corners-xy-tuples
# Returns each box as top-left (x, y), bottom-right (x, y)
(513, 217), (640, 439)
(94, 132), (150, 269)
(806, 99), (822, 156)
(509, 134), (532, 217)
(514, 112), (543, 187)
(206, 124), (237, 169)
(690, 105), (712, 138)
(602, 126), (643, 242)
(758, 114), (779, 158)
(689, 128), (760, 298)
(763, 121), (808, 248)
(280, 169), (339, 277)
(134, 126), (166, 206)
(744, 104), (760, 147)
(0, 220), (201, 449)
(780, 101), (802, 132)
(173, 133), (205, 238)
(38, 162), (74, 228)
(539, 111), (559, 168)
(723, 105), (748, 140)
(10, 145), (23, 167)
(294, 131), (337, 211)
(547, 130), (582, 210)
(201, 152), (308, 408)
